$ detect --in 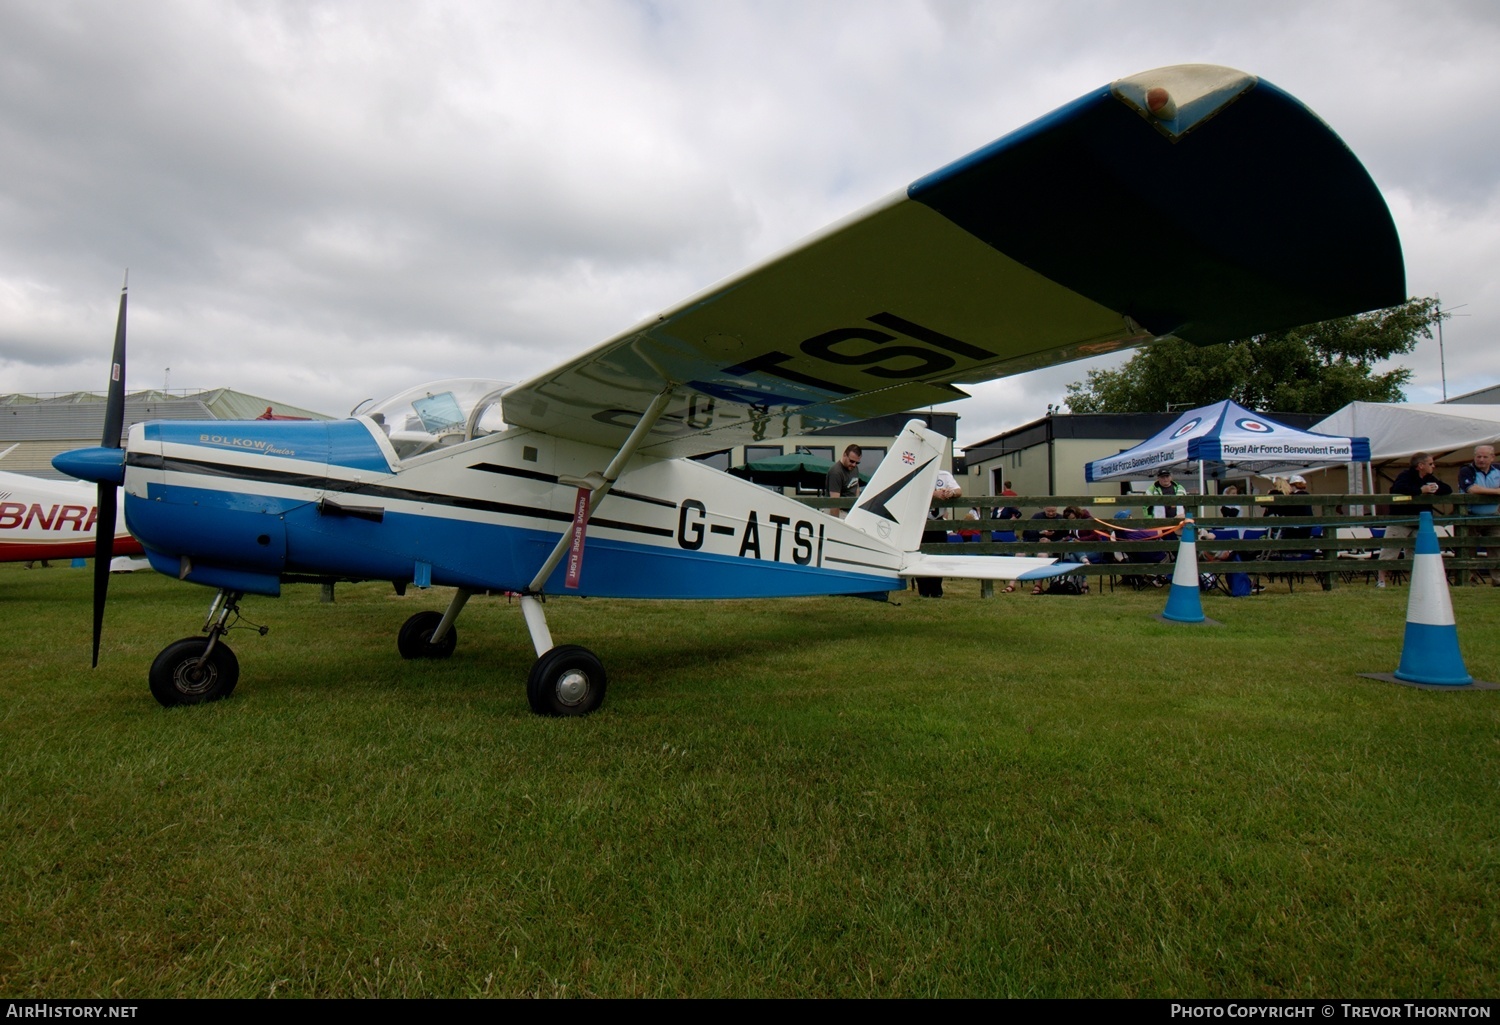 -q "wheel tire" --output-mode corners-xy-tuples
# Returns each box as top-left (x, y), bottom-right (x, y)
(526, 645), (607, 717)
(149, 637), (240, 707)
(397, 611), (457, 660)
